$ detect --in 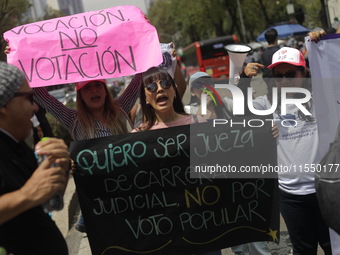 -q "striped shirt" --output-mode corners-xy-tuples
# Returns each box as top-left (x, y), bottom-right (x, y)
(33, 74), (142, 140)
